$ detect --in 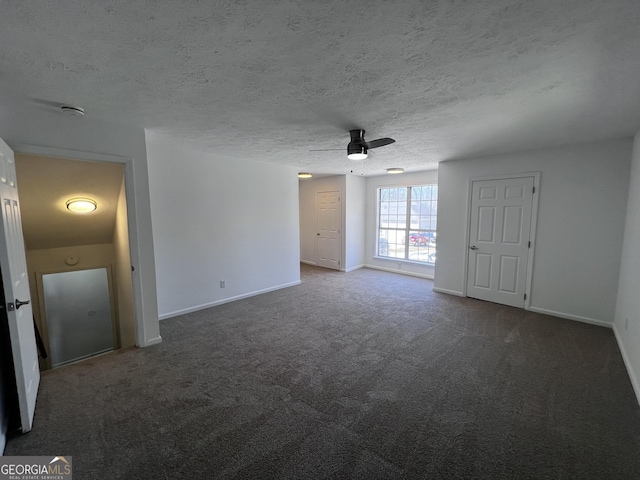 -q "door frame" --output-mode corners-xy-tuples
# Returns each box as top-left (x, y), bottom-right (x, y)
(12, 144), (152, 347)
(463, 172), (541, 309)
